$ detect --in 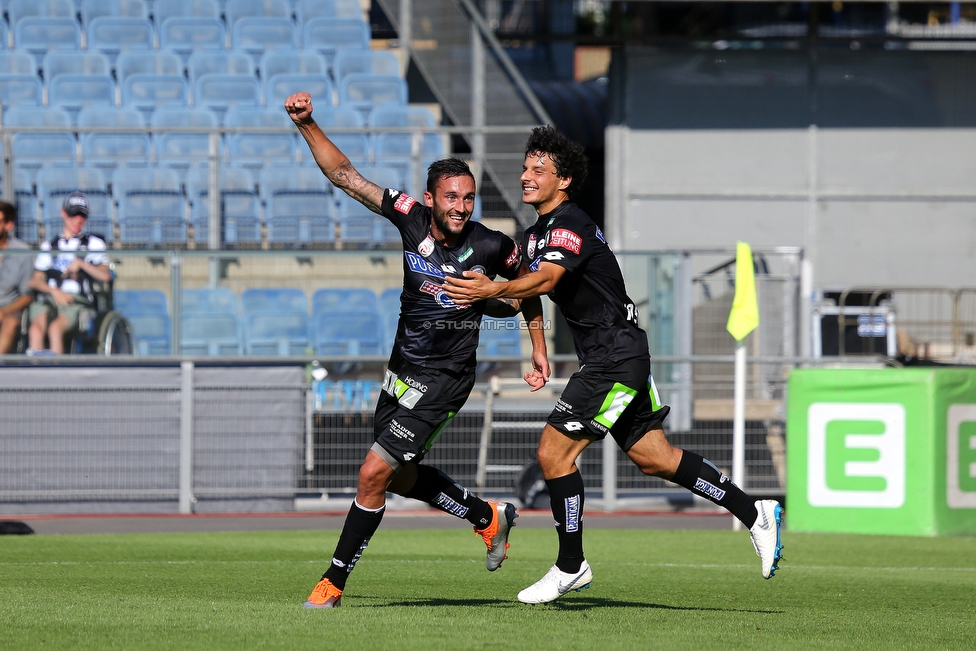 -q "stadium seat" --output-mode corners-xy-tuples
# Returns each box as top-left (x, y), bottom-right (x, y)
(224, 0), (290, 28)
(4, 107), (77, 169)
(312, 287), (377, 316)
(42, 51), (111, 82)
(338, 73), (408, 121)
(361, 164), (405, 193)
(232, 17), (298, 66)
(299, 106), (369, 163)
(241, 287), (308, 316)
(296, 0), (363, 24)
(187, 50), (254, 84)
(12, 167), (39, 243)
(369, 105), (443, 171)
(181, 287), (239, 315)
(266, 73), (333, 110)
(0, 21), (6, 50)
(181, 313), (242, 355)
(333, 49), (400, 83)
(80, 0), (149, 26)
(152, 107), (219, 169)
(78, 106), (151, 170)
(190, 188), (262, 247)
(14, 18), (82, 67)
(158, 17), (226, 60)
(37, 163), (112, 240)
(378, 286), (400, 350)
(113, 288), (169, 316)
(121, 74), (190, 116)
(259, 49), (327, 83)
(224, 106), (296, 168)
(302, 18), (369, 64)
(194, 74), (262, 114)
(336, 193), (382, 247)
(87, 17), (155, 66)
(260, 163), (334, 244)
(113, 166), (187, 245)
(48, 74), (117, 118)
(152, 0), (221, 24)
(7, 0), (75, 26)
(0, 51), (37, 75)
(115, 50), (184, 83)
(244, 311), (311, 355)
(0, 74), (43, 107)
(477, 316), (522, 357)
(127, 313), (172, 355)
(311, 310), (382, 356)
(185, 164), (256, 198)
